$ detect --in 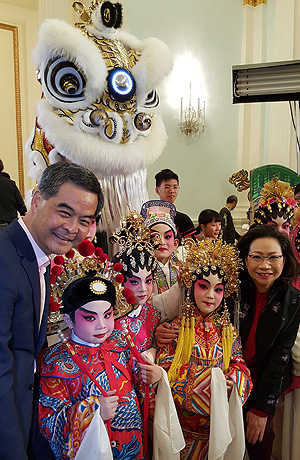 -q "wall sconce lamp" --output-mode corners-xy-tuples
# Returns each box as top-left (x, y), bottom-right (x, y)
(178, 82), (205, 140)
